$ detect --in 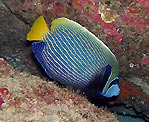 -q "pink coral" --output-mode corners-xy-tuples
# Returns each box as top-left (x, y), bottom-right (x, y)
(118, 81), (148, 102)
(48, 3), (67, 16)
(135, 0), (149, 8)
(120, 13), (146, 31)
(141, 57), (149, 64)
(97, 21), (123, 43)
(22, 0), (36, 11)
(144, 8), (149, 17)
(127, 6), (141, 14)
(0, 97), (4, 107)
(81, 2), (123, 43)
(0, 88), (9, 96)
